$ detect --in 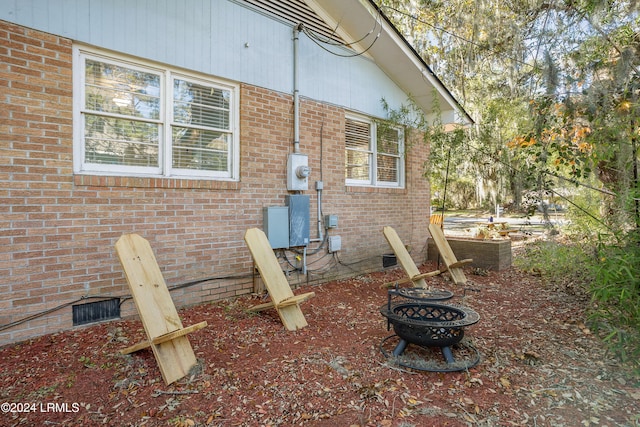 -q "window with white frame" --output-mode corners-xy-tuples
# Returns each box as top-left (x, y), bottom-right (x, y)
(345, 115), (404, 187)
(74, 48), (239, 180)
